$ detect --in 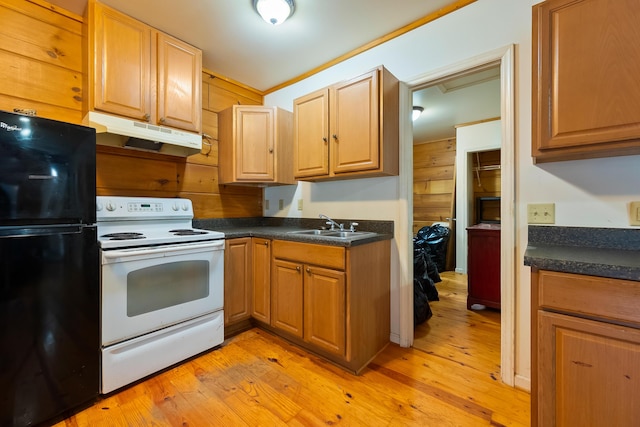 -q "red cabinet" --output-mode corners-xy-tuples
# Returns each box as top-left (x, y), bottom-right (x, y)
(466, 224), (500, 310)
